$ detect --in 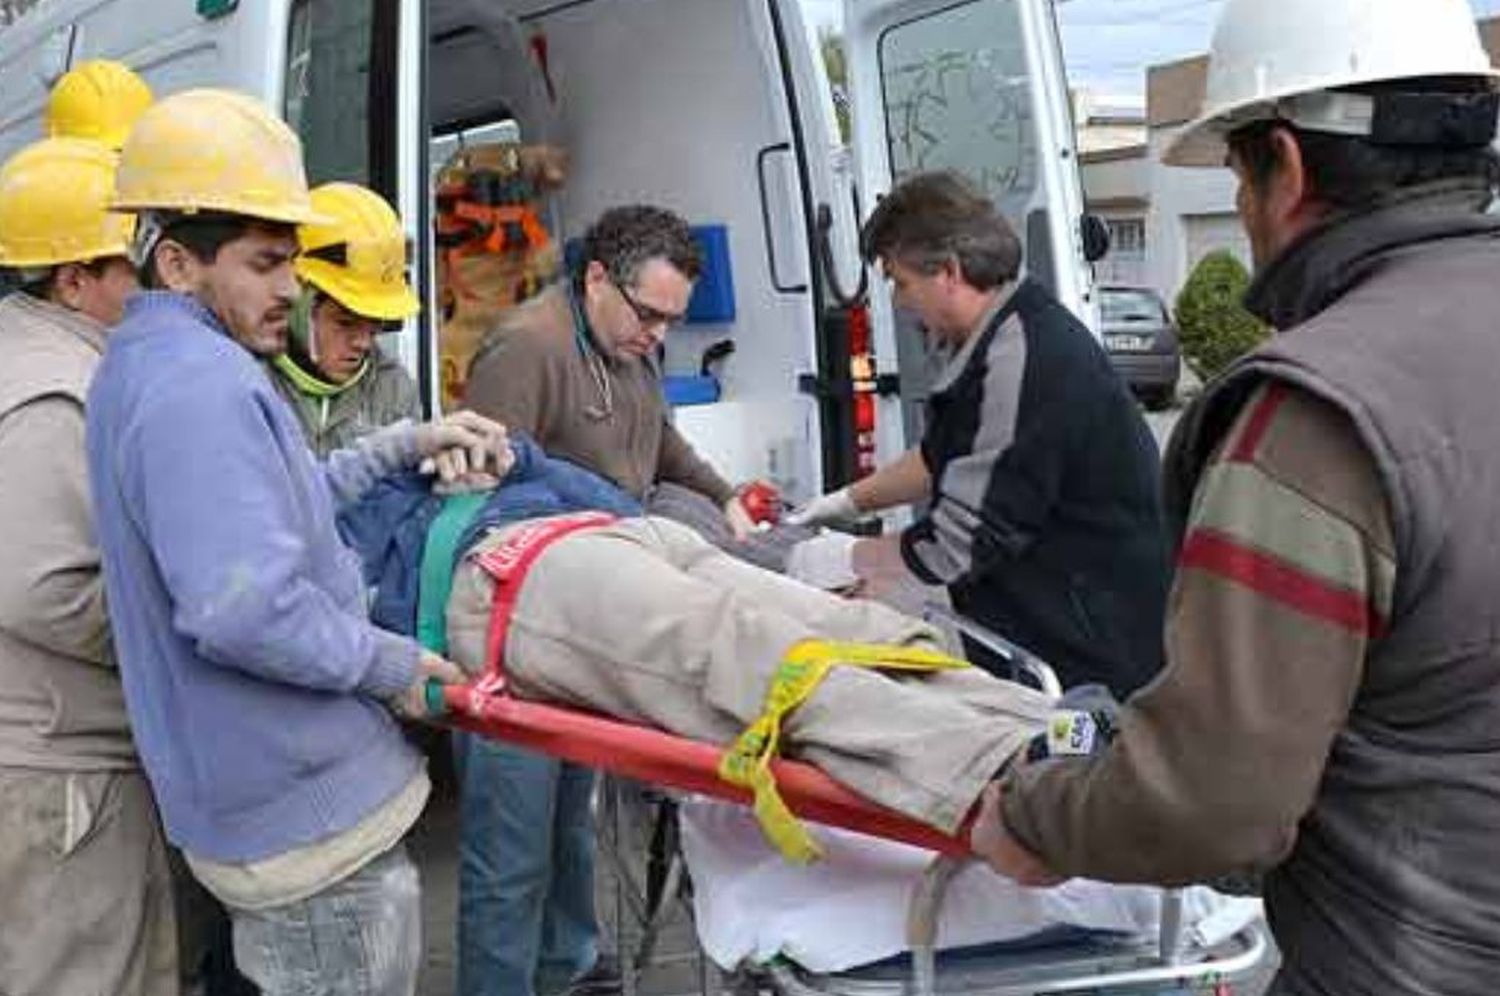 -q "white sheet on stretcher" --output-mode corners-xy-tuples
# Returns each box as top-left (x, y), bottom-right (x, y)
(679, 798), (1262, 973)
